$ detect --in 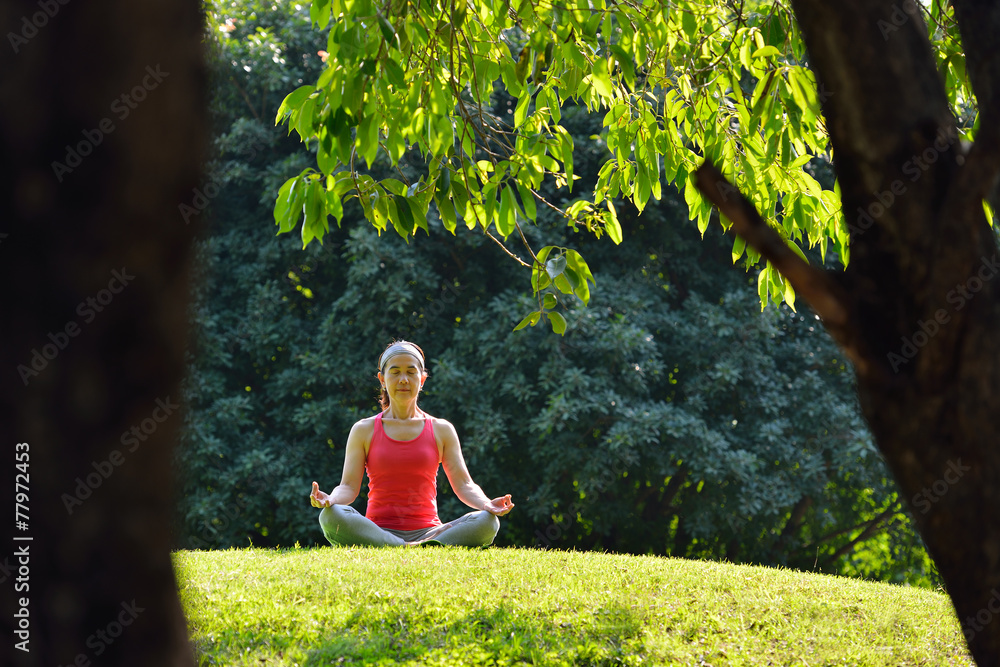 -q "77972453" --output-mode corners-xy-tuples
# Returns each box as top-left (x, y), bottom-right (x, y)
(15, 442), (29, 530)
